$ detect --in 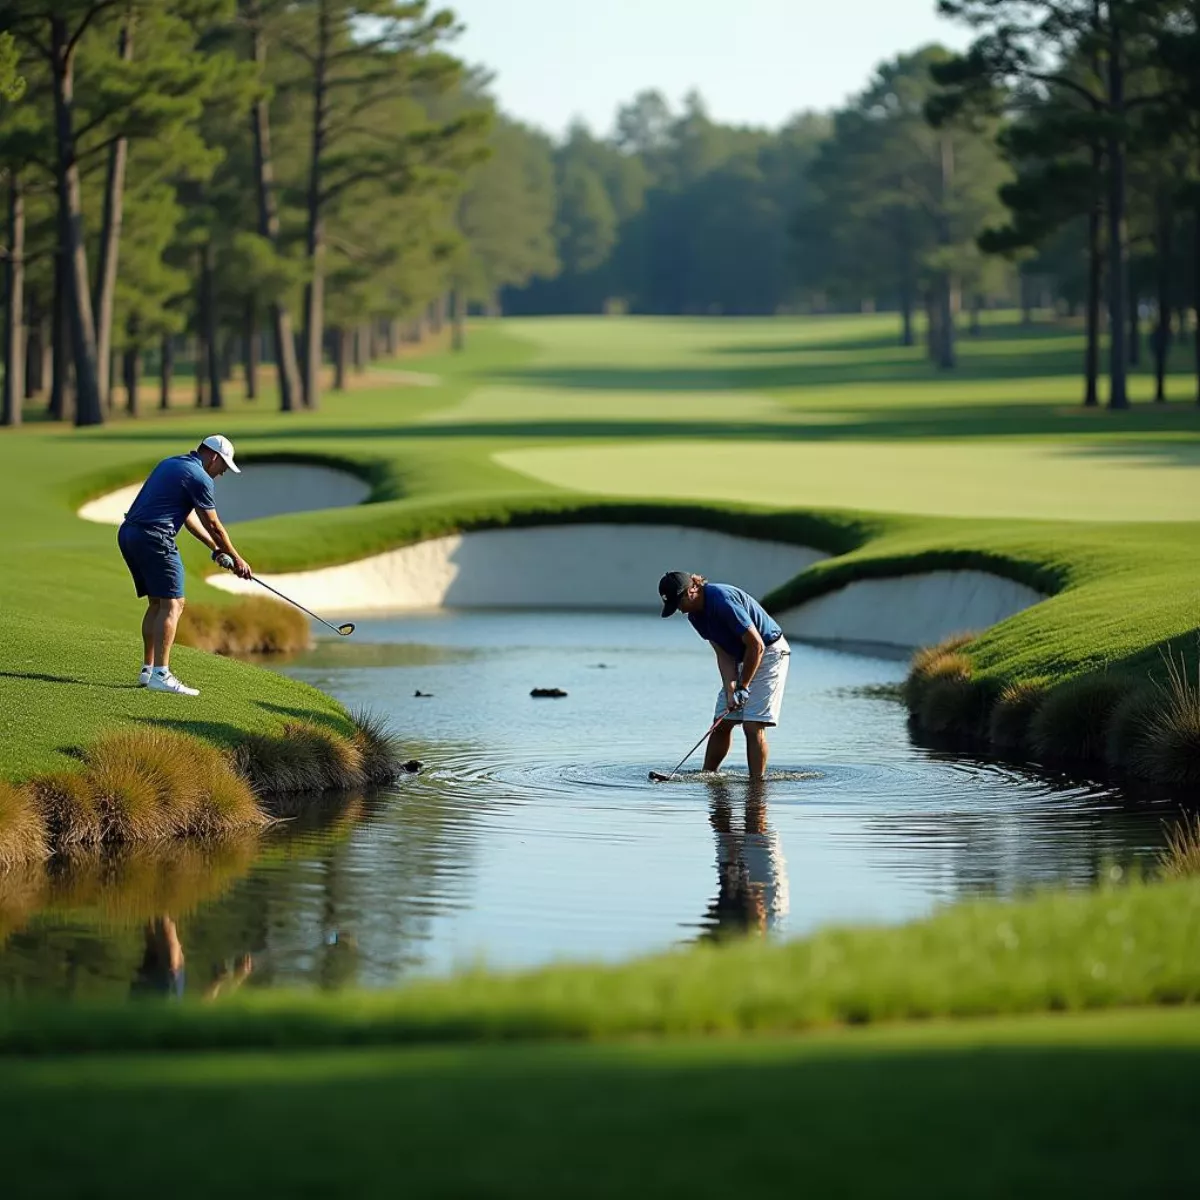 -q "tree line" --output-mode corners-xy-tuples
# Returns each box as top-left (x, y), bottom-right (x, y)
(2, 1), (1199, 428)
